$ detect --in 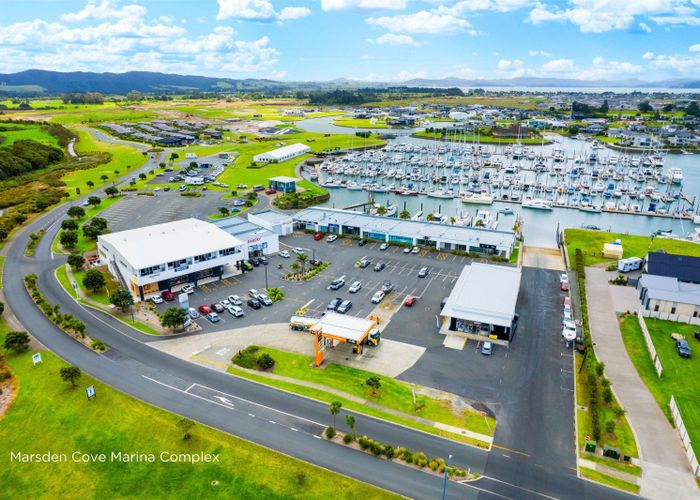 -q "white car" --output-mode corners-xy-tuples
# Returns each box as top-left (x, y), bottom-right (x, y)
(562, 321), (577, 341)
(227, 305), (245, 317)
(181, 284), (194, 294)
(228, 294), (243, 306)
(379, 243), (389, 251)
(560, 273), (569, 283)
(327, 235), (338, 243)
(220, 299), (231, 307)
(403, 247), (411, 254)
(371, 290), (386, 303)
(349, 281), (362, 293)
(563, 309), (573, 323)
(411, 246), (420, 254)
(188, 307), (200, 319)
(279, 250), (290, 258)
(292, 247), (304, 254)
(150, 296), (164, 304)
